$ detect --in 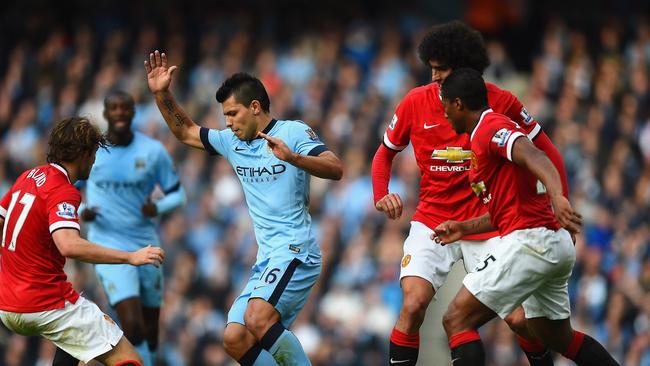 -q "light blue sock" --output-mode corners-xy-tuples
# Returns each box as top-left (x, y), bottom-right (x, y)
(134, 340), (152, 366)
(261, 322), (311, 366)
(239, 343), (278, 366)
